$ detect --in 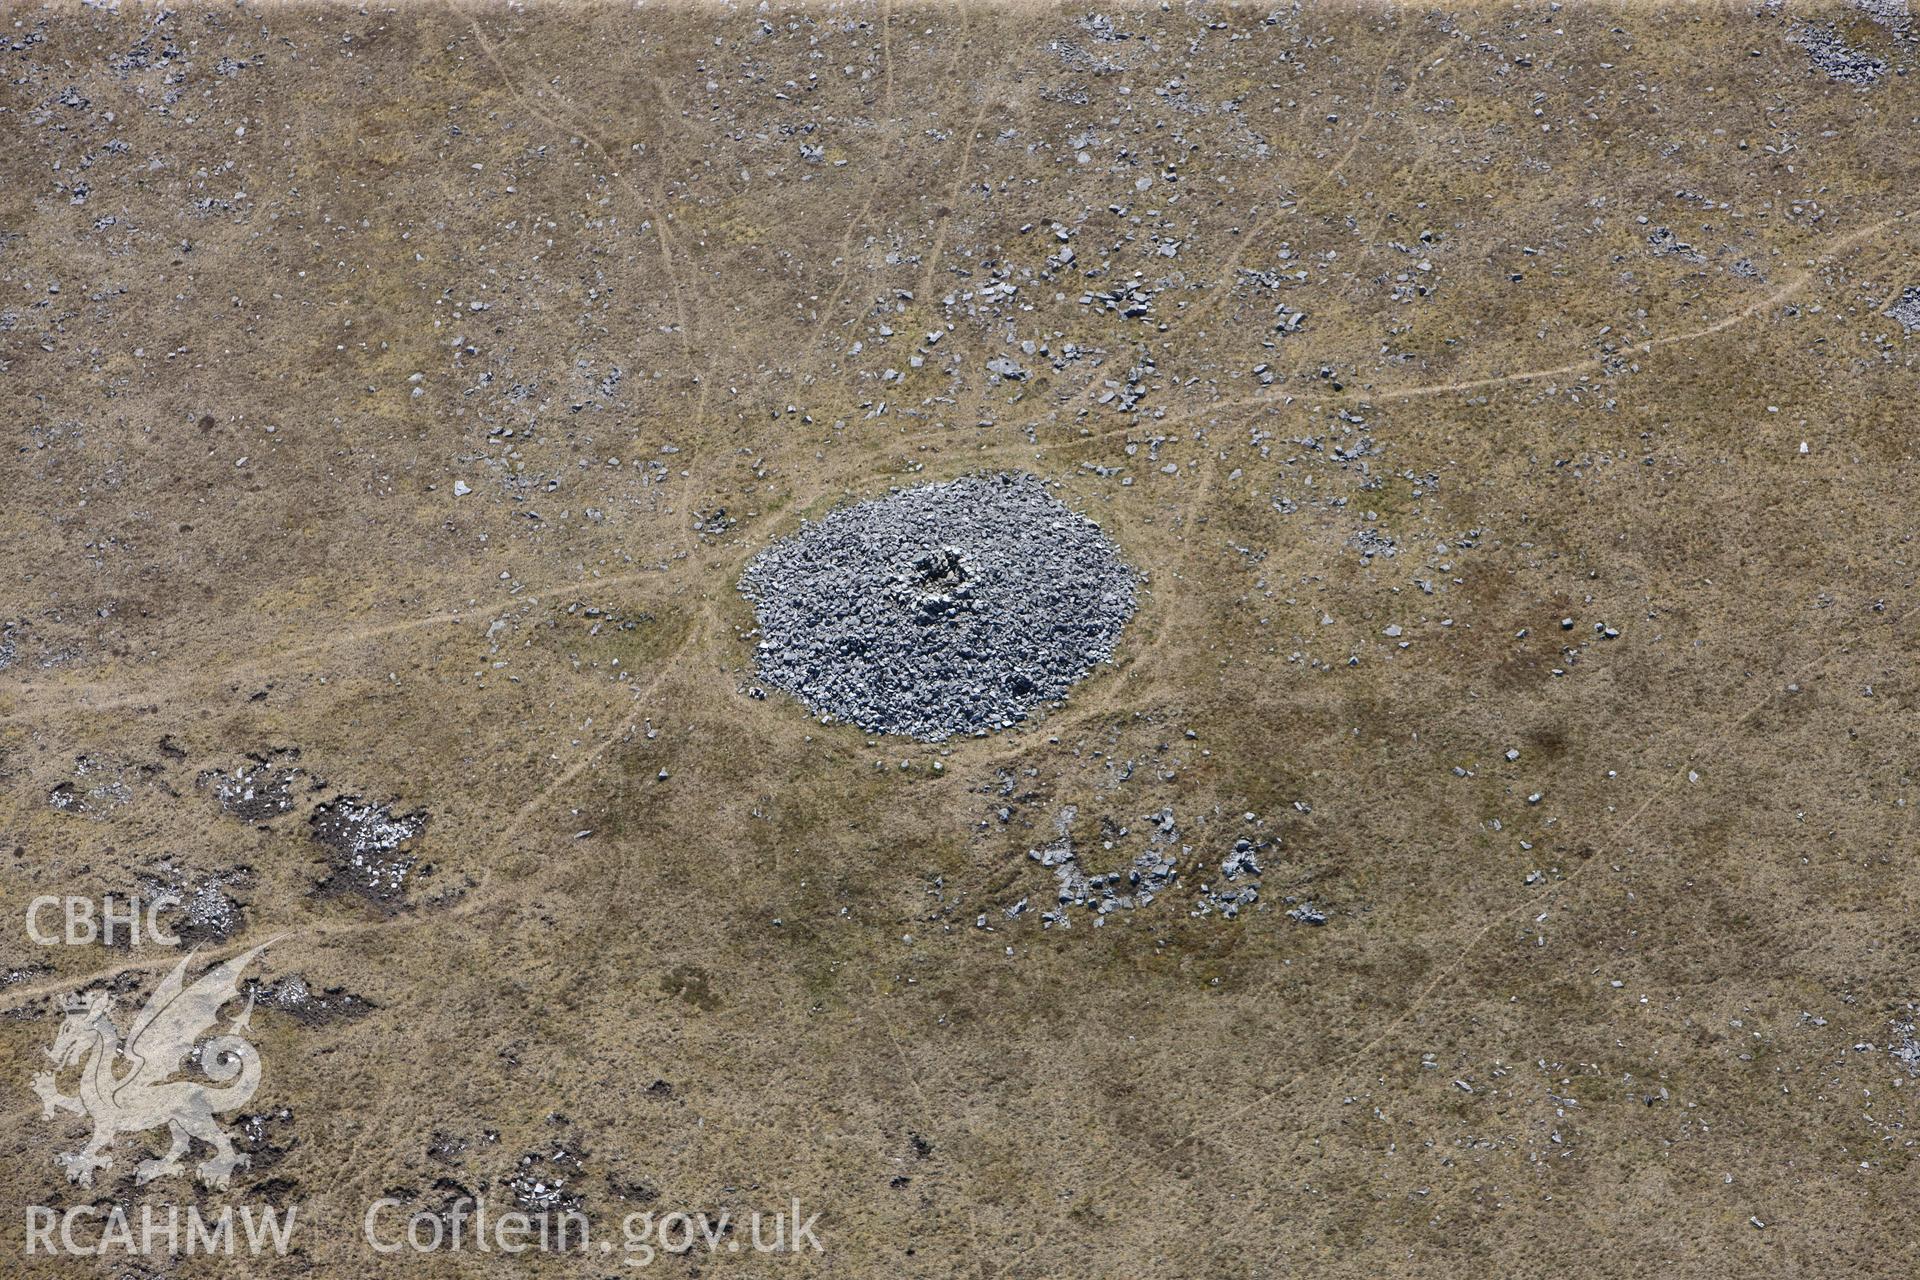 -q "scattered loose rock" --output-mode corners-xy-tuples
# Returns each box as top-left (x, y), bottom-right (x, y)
(245, 974), (376, 1025)
(1027, 806), (1179, 927)
(310, 797), (428, 903)
(200, 750), (304, 822)
(136, 868), (249, 944)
